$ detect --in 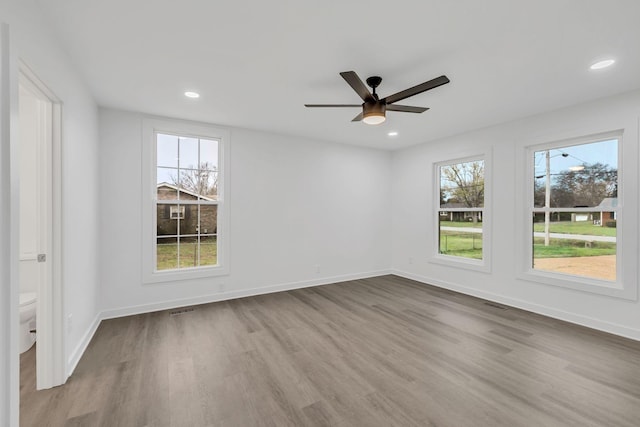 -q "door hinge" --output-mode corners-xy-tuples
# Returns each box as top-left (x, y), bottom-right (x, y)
(37, 254), (46, 263)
